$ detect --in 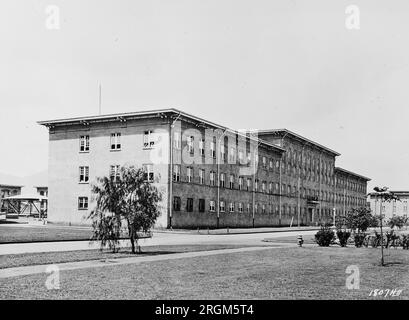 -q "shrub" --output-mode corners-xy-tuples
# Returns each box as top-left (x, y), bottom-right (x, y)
(354, 233), (366, 247)
(401, 235), (409, 250)
(345, 207), (378, 233)
(336, 230), (351, 247)
(315, 226), (335, 247)
(371, 231), (382, 248)
(385, 230), (400, 248)
(388, 216), (408, 230)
